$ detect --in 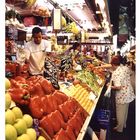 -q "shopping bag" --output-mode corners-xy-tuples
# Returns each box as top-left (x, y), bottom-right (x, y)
(104, 83), (111, 98)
